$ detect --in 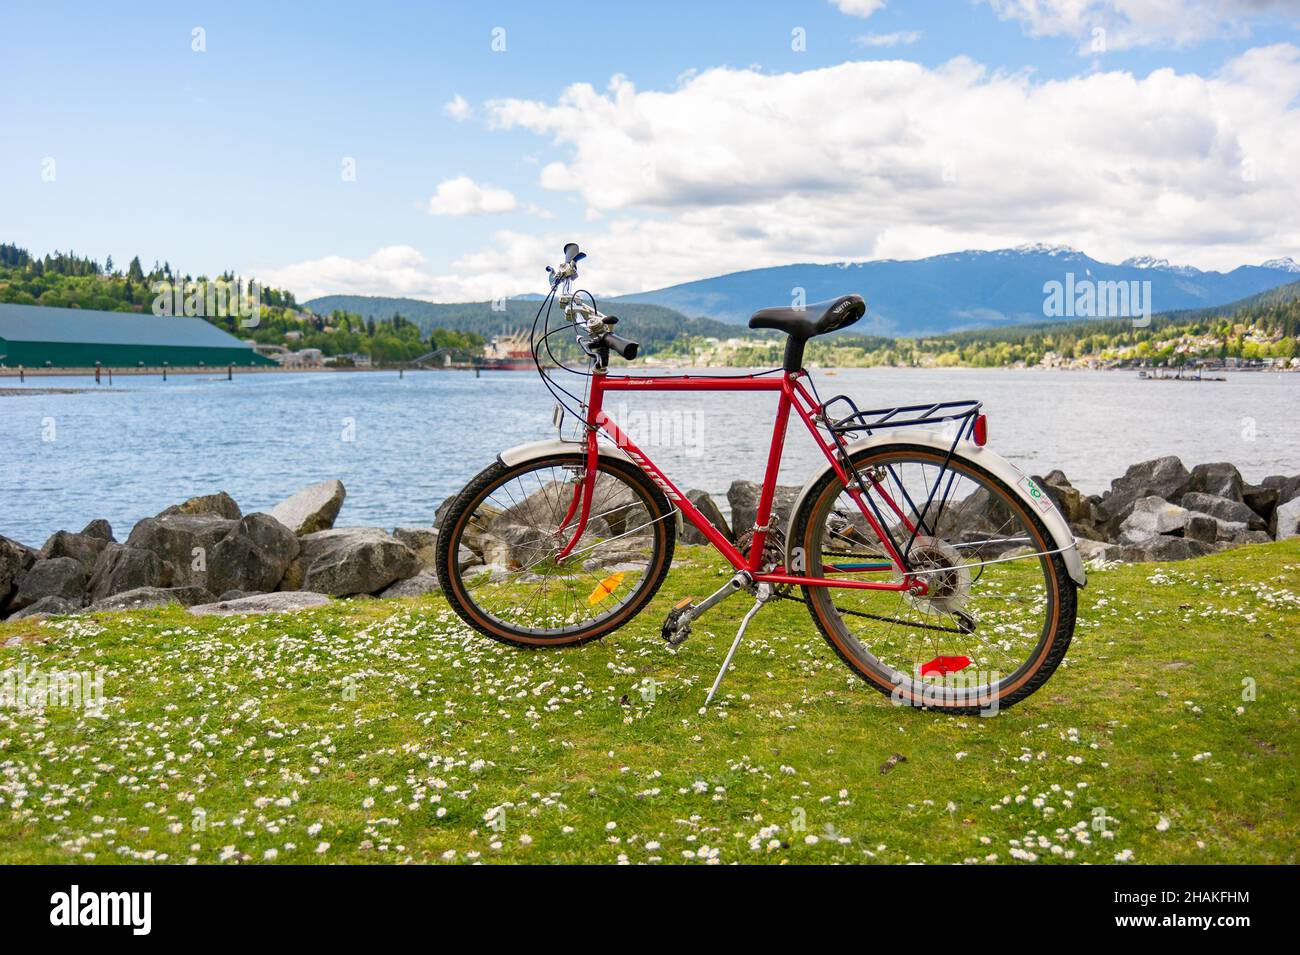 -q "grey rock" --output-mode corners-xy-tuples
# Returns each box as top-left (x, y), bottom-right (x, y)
(87, 543), (163, 602)
(432, 497), (456, 529)
(1095, 456), (1191, 535)
(1118, 496), (1189, 544)
(298, 527), (420, 596)
(208, 513), (300, 595)
(216, 589), (261, 601)
(267, 480), (346, 535)
(1187, 462), (1244, 503)
(125, 513), (237, 588)
(1074, 538), (1118, 562)
(392, 527), (437, 572)
(8, 595), (78, 620)
(1242, 483), (1279, 524)
(682, 490), (732, 545)
(1116, 536), (1215, 563)
(87, 585), (212, 612)
(80, 518), (115, 542)
(1183, 513), (1219, 544)
(1261, 474), (1300, 507)
(39, 529), (110, 573)
(1179, 492), (1266, 531)
(379, 573), (441, 598)
(10, 557), (87, 611)
(188, 591), (333, 616)
(727, 481), (801, 539)
(1275, 496), (1300, 541)
(160, 490), (242, 520)
(0, 535), (38, 611)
